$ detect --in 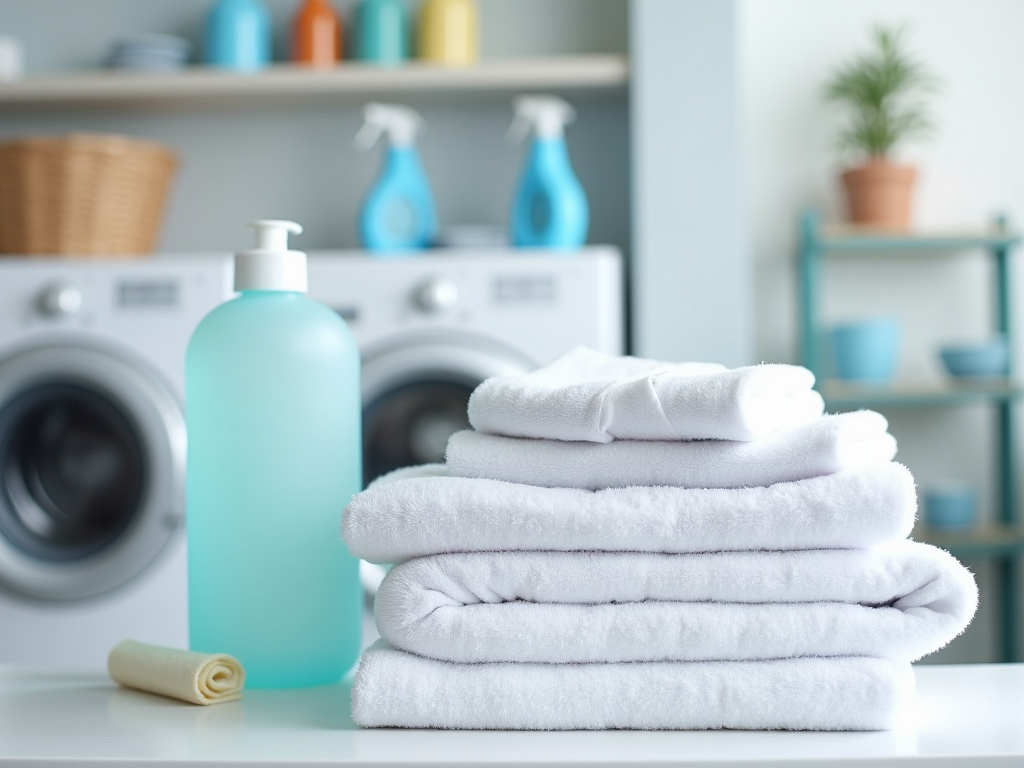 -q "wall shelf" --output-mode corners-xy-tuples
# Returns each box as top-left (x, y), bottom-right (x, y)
(915, 524), (1024, 558)
(0, 56), (629, 110)
(820, 379), (1024, 409)
(798, 209), (1023, 662)
(813, 224), (1018, 253)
